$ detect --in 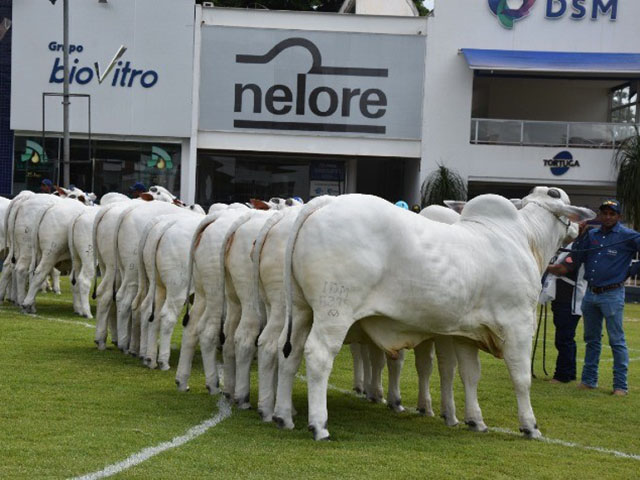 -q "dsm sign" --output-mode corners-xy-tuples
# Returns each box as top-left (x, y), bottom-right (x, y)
(199, 27), (426, 139)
